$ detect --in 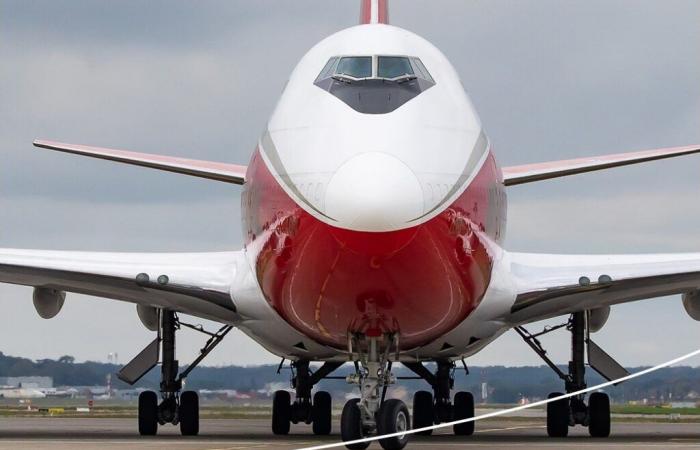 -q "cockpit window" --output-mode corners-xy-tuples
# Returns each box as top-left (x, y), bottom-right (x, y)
(336, 56), (373, 79)
(314, 55), (436, 114)
(377, 56), (414, 79)
(316, 57), (339, 82)
(409, 58), (434, 83)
